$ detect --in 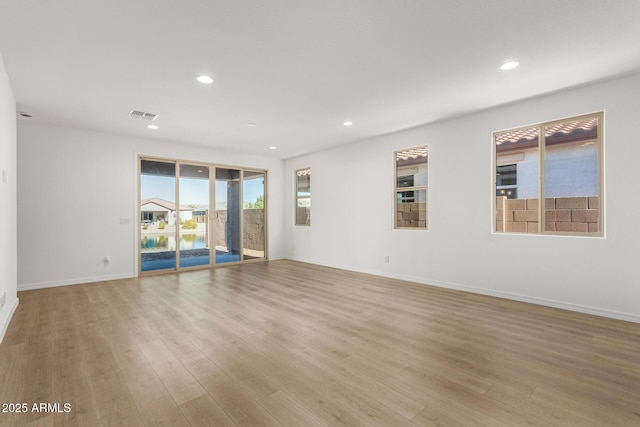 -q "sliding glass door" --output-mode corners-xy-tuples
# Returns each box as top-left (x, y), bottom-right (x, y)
(215, 167), (242, 264)
(179, 164), (210, 268)
(243, 171), (266, 261)
(139, 157), (266, 274)
(140, 160), (177, 272)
